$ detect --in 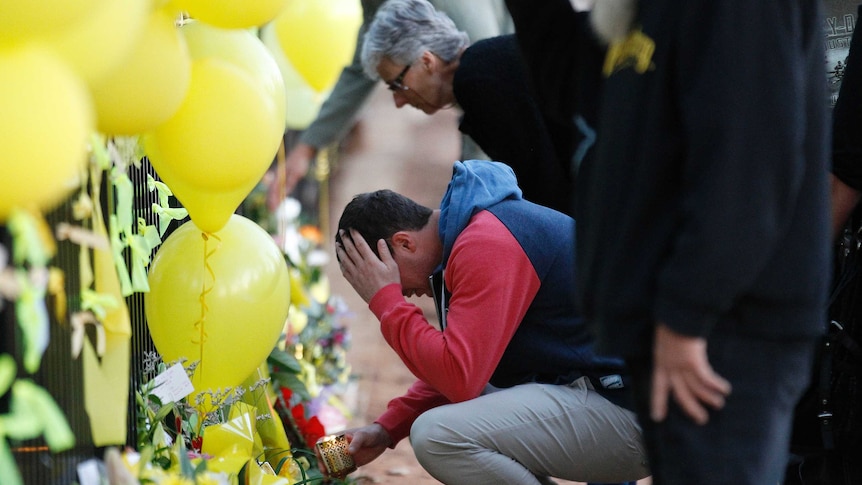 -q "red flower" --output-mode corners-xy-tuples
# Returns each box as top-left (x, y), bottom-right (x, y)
(291, 403), (326, 449)
(303, 416), (326, 447)
(191, 436), (203, 452)
(291, 403), (305, 423)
